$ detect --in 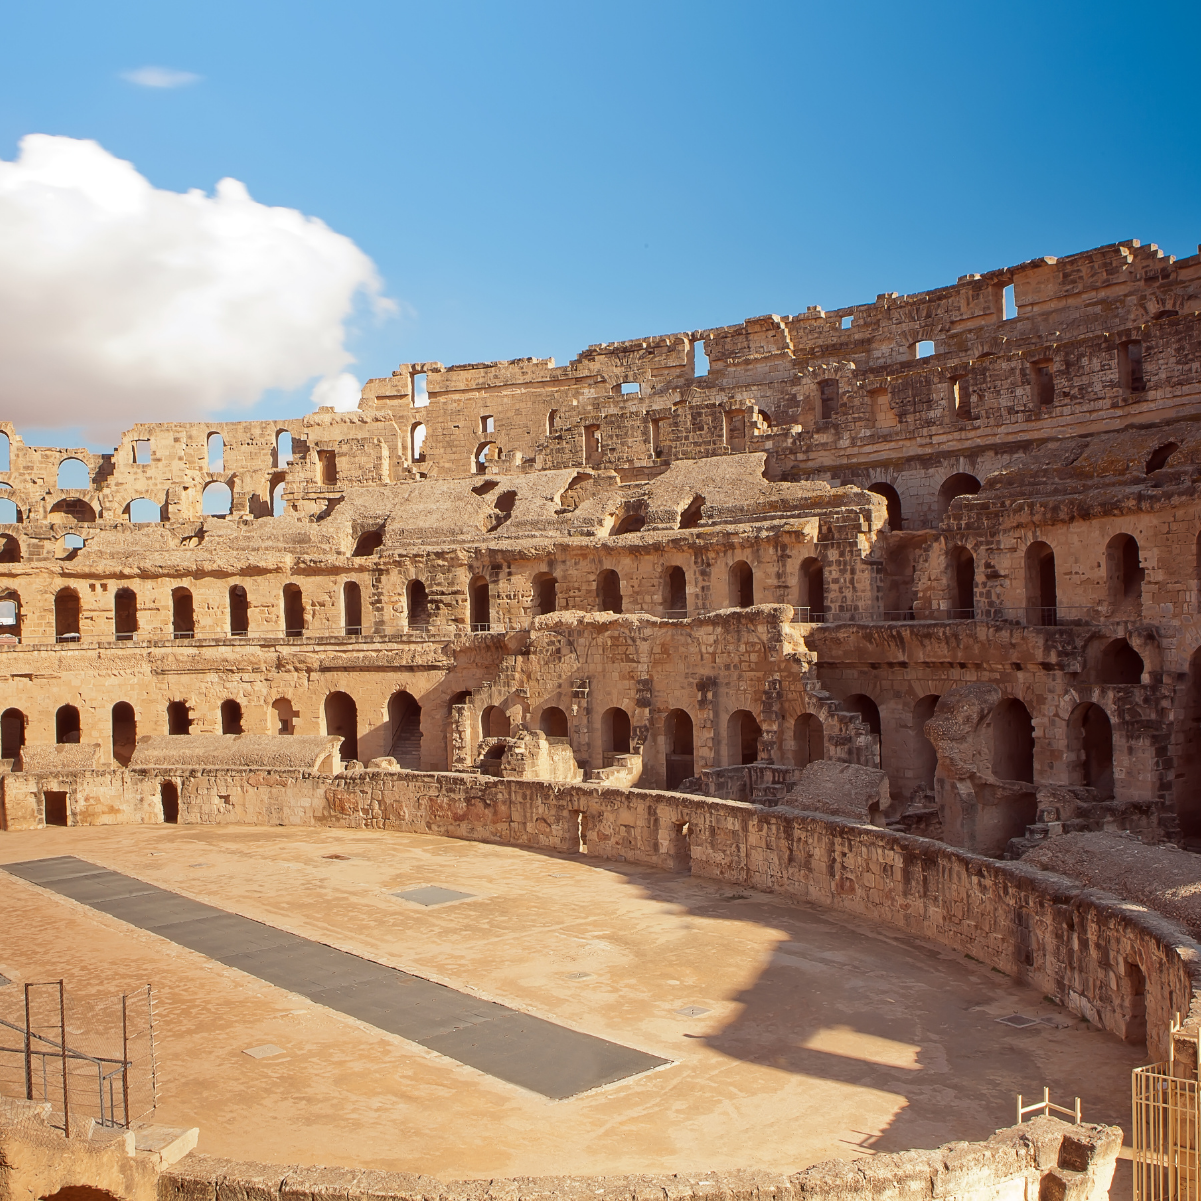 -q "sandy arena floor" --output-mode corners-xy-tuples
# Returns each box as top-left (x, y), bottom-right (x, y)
(0, 824), (1143, 1181)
